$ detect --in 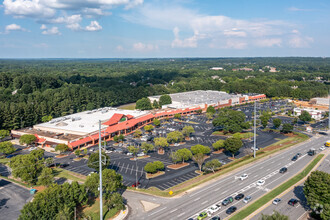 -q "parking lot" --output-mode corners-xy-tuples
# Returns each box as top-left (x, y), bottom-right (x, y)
(0, 179), (32, 220)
